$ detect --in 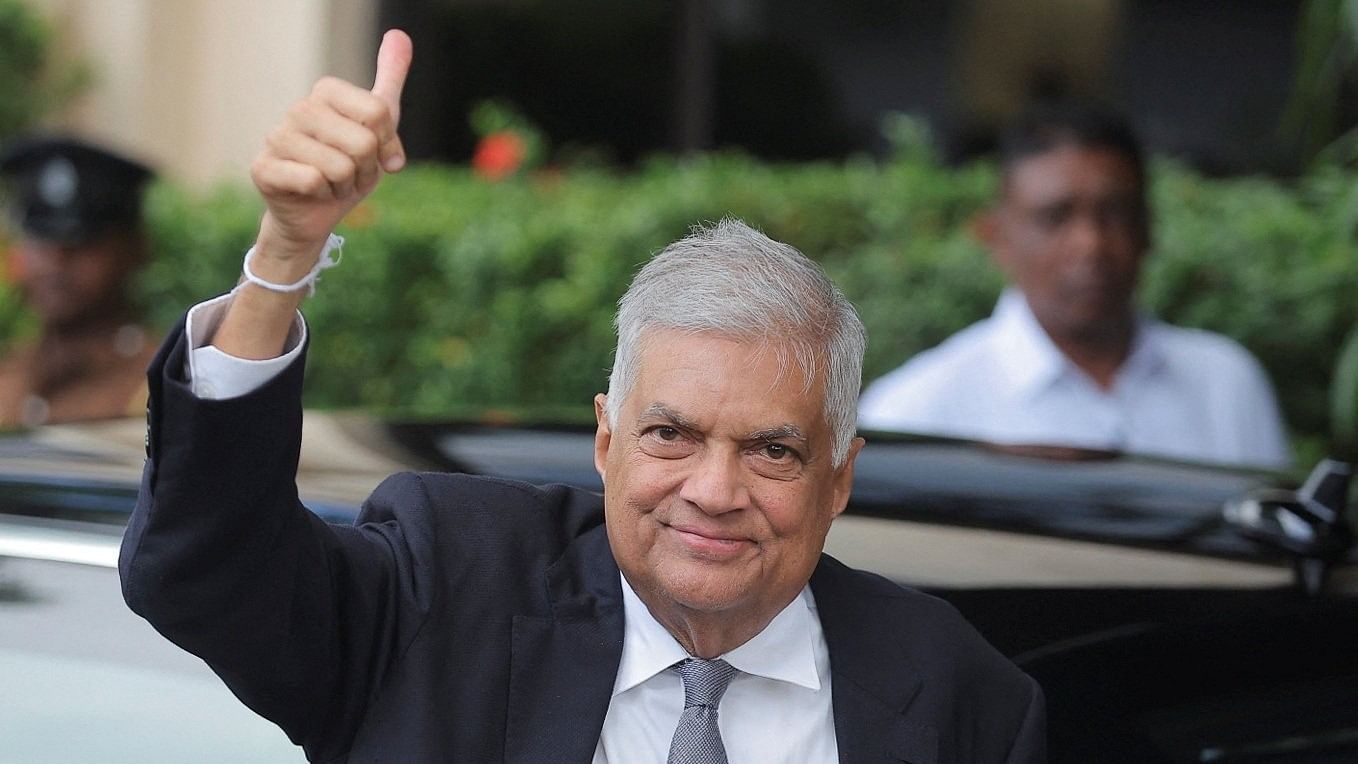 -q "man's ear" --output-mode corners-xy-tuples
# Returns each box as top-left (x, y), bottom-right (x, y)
(124, 228), (150, 267)
(4, 243), (26, 284)
(593, 393), (611, 481)
(829, 436), (866, 520)
(977, 208), (1010, 265)
(1134, 204), (1153, 258)
(971, 208), (1012, 275)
